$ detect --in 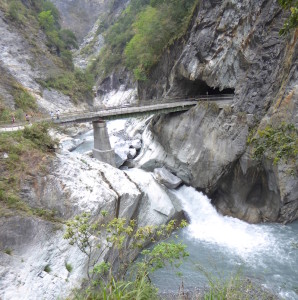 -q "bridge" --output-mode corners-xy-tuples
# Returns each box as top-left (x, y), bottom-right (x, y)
(0, 95), (234, 166)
